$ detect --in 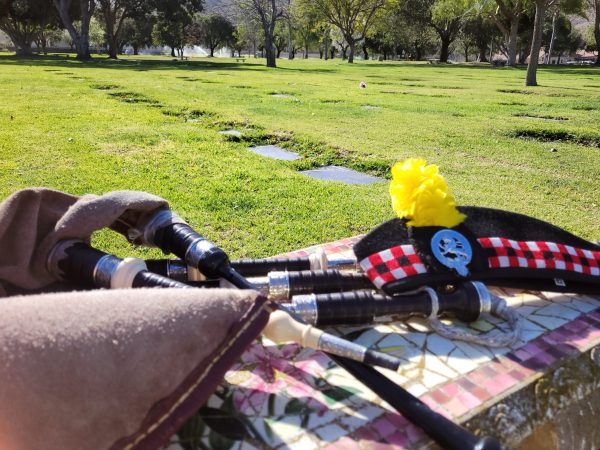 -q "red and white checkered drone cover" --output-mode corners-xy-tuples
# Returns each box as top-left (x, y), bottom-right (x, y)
(479, 237), (600, 276)
(358, 245), (427, 289)
(359, 238), (600, 288)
